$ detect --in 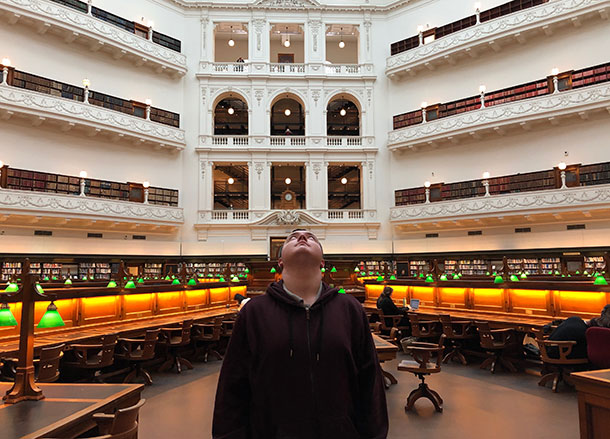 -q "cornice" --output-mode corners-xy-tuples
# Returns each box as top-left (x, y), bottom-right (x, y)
(0, 0), (187, 77)
(160, 0), (415, 13)
(386, 0), (610, 77)
(390, 184), (610, 223)
(0, 84), (186, 151)
(0, 188), (184, 224)
(387, 83), (610, 151)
